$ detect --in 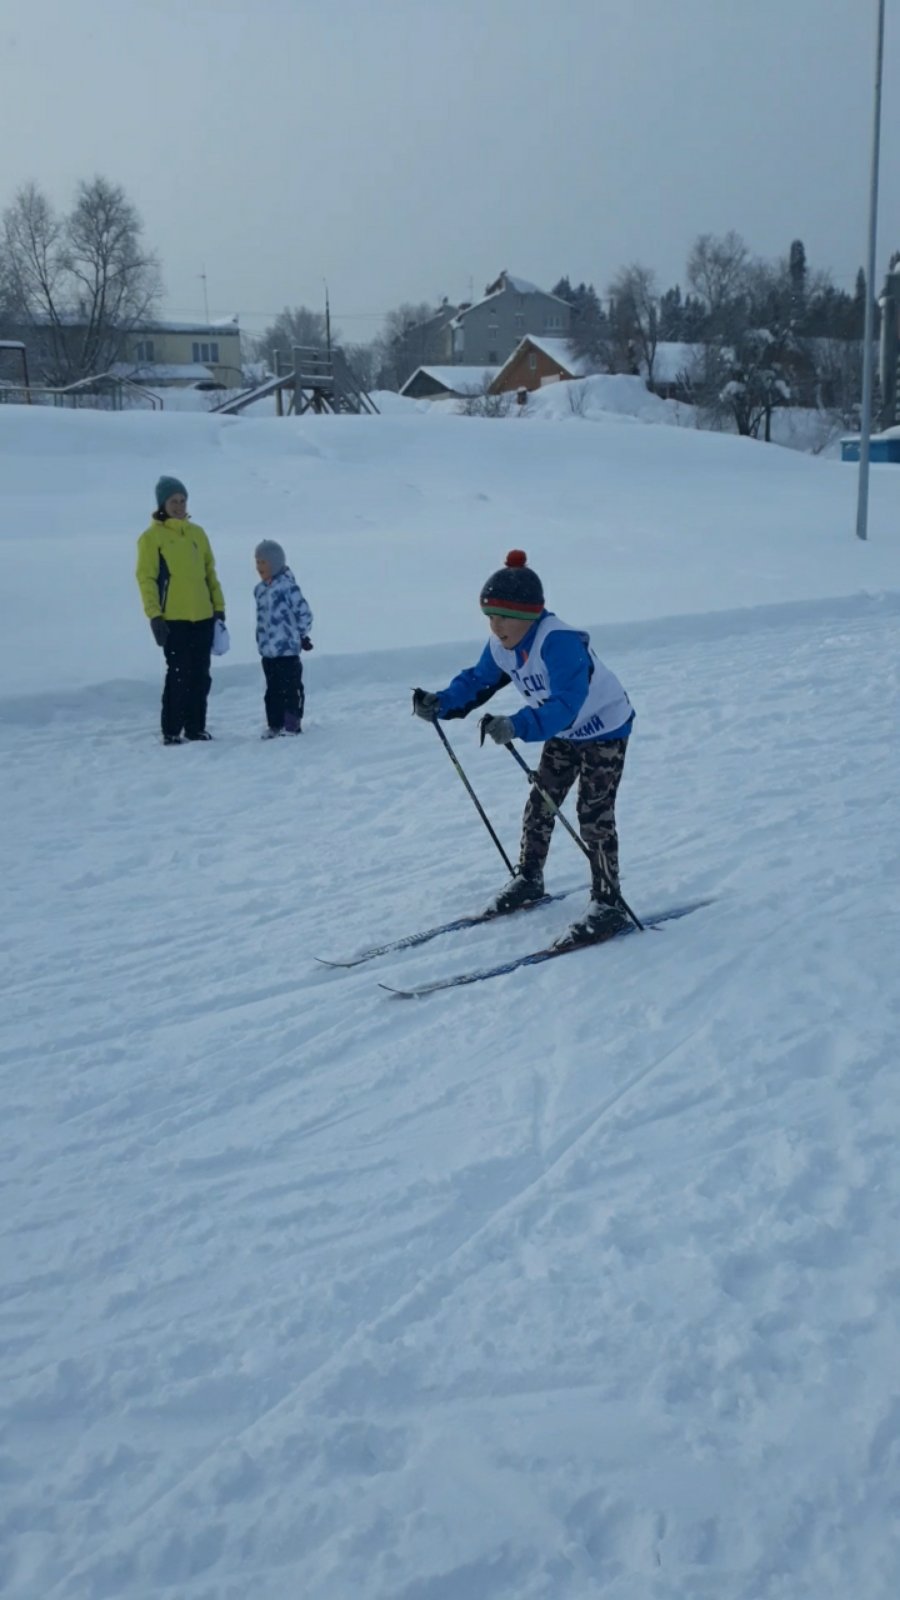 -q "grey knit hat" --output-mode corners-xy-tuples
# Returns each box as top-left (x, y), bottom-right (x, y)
(255, 539), (286, 575)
